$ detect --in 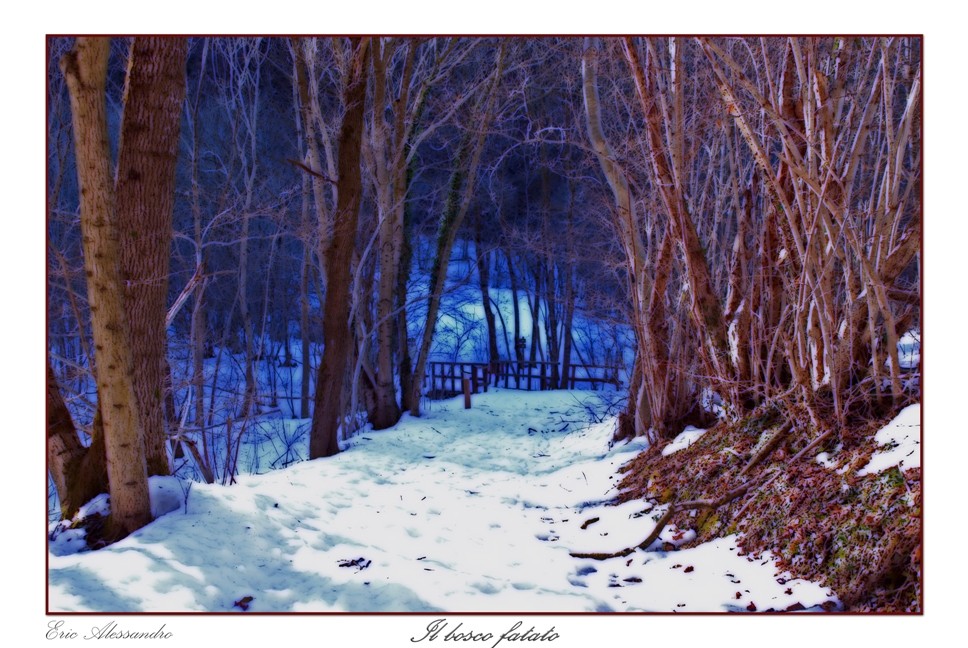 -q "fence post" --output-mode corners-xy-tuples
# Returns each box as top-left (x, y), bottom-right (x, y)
(463, 375), (472, 409)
